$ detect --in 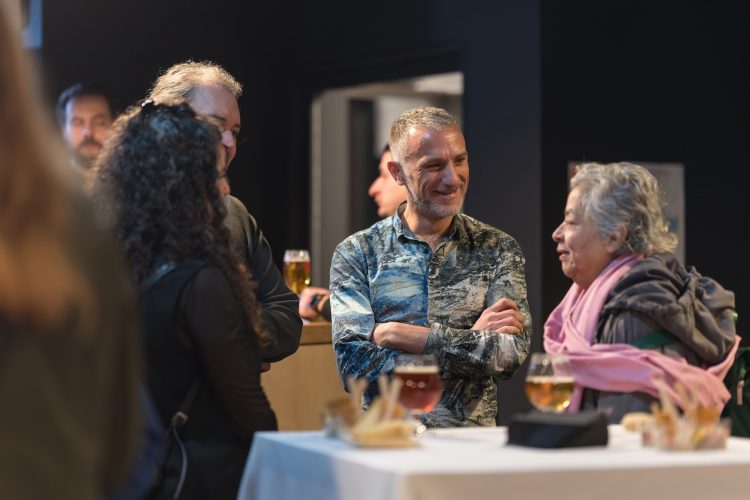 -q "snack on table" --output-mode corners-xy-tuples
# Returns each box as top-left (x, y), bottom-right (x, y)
(325, 397), (360, 428)
(350, 398), (414, 446)
(326, 375), (416, 447)
(639, 381), (729, 451)
(351, 420), (416, 446)
(620, 412), (653, 433)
